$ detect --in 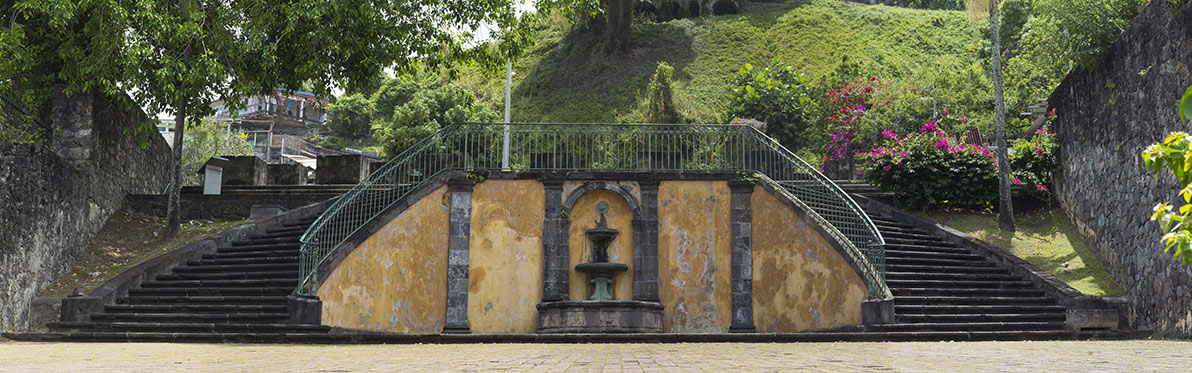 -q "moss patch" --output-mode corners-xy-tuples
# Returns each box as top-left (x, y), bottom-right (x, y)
(38, 210), (249, 298)
(917, 207), (1123, 296)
